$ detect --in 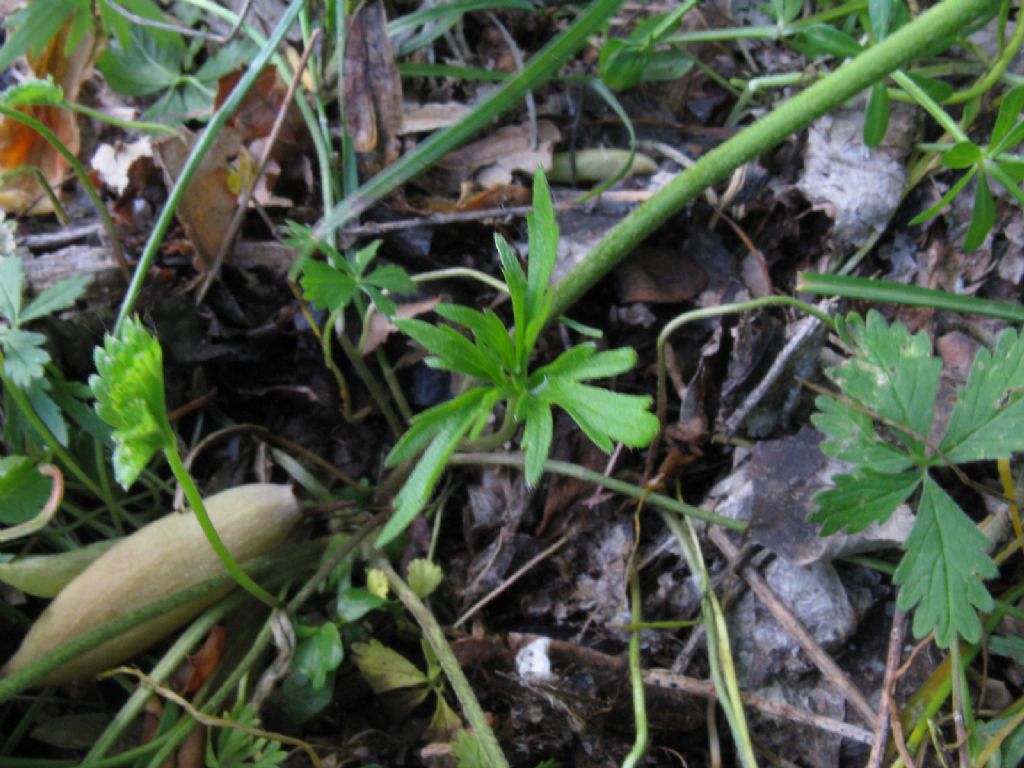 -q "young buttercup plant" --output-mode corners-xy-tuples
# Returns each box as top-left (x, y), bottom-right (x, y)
(810, 310), (1024, 647)
(89, 316), (280, 607)
(378, 170), (660, 545)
